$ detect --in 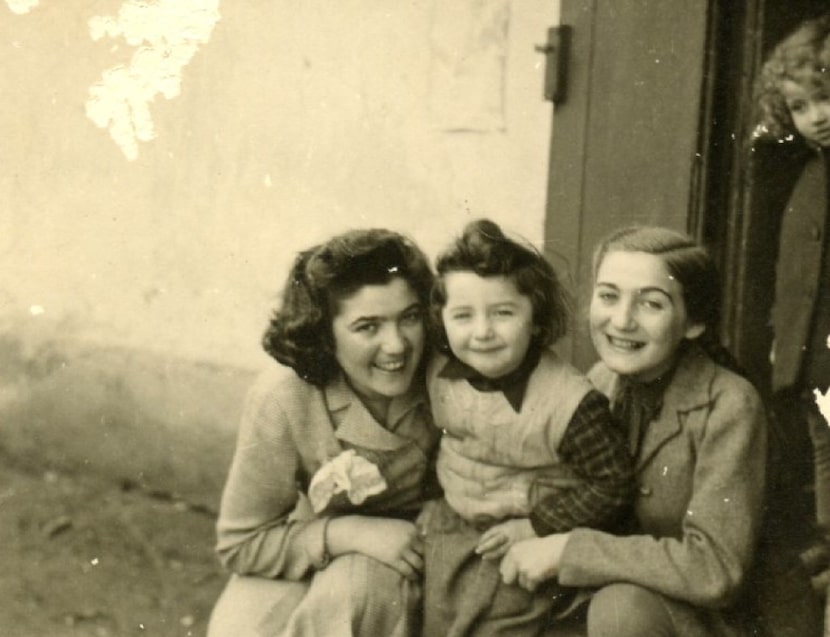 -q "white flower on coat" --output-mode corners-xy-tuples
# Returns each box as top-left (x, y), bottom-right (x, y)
(308, 449), (387, 514)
